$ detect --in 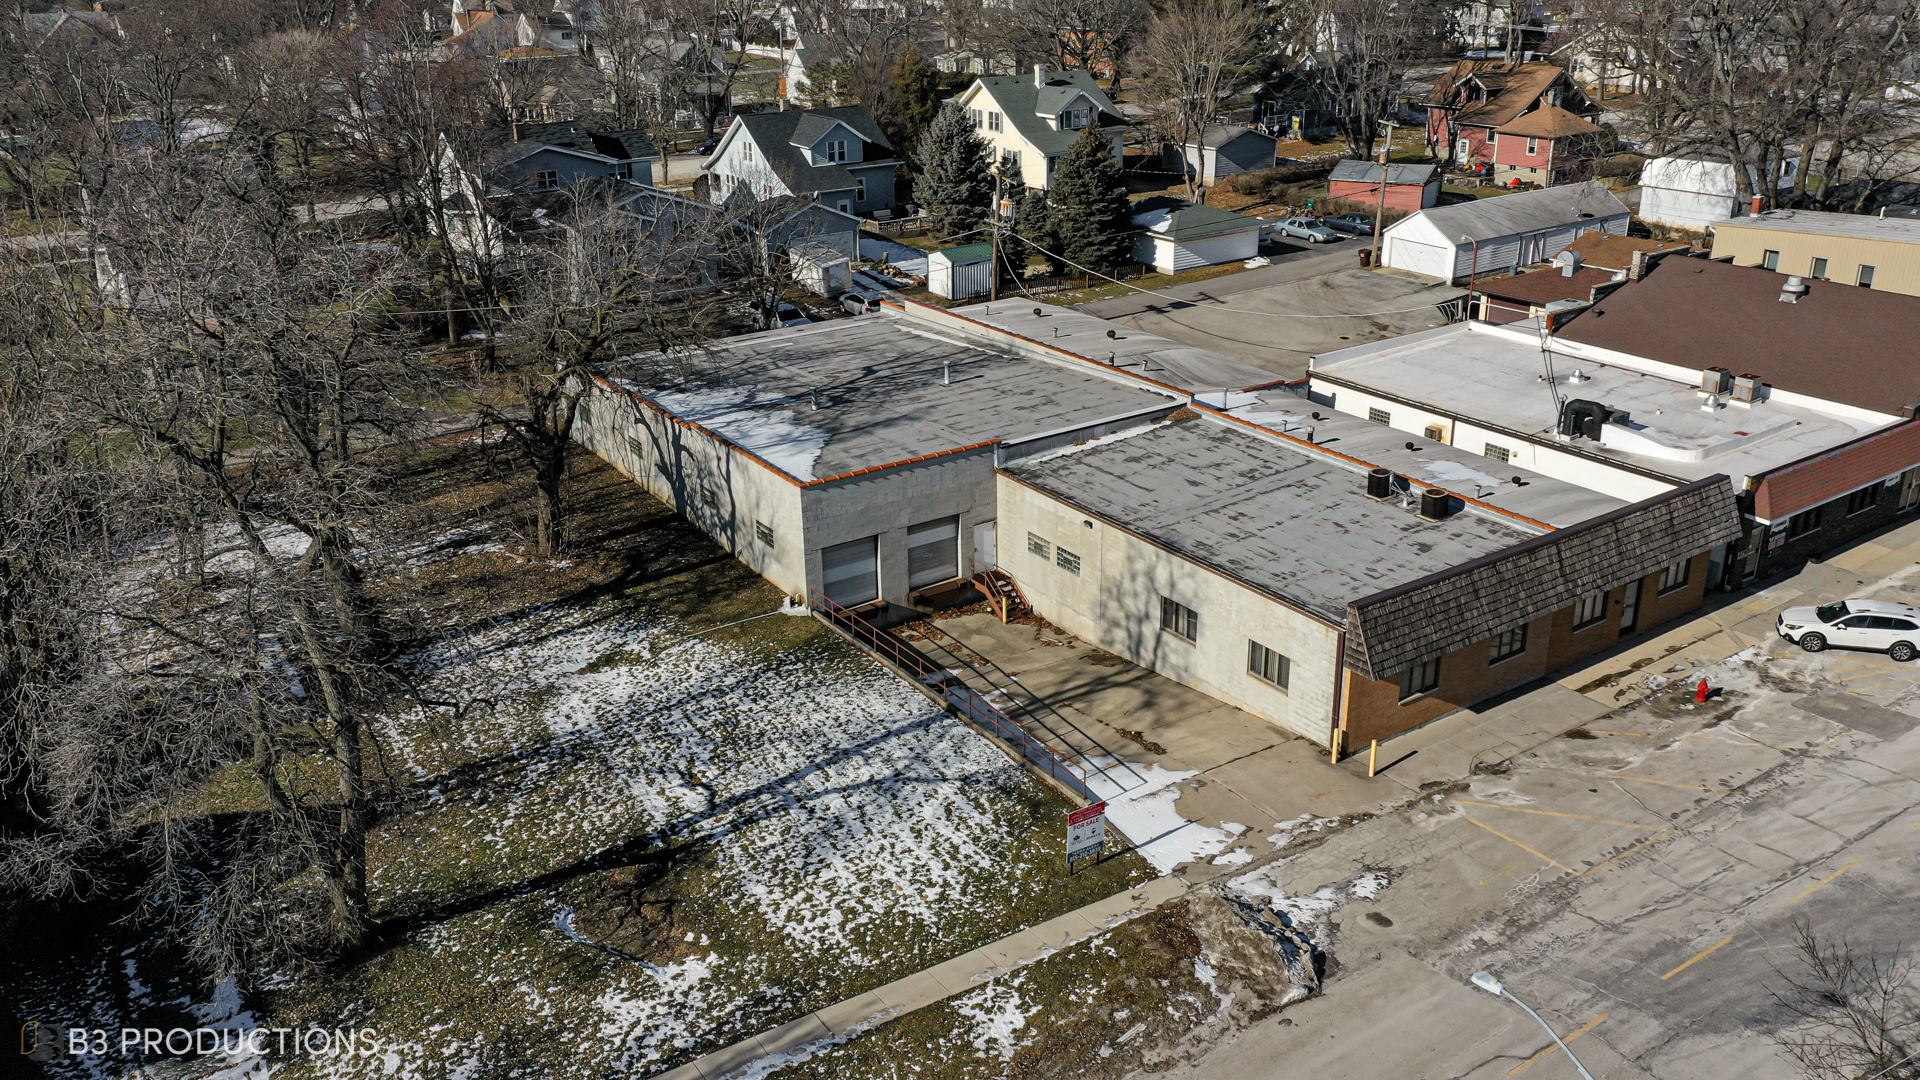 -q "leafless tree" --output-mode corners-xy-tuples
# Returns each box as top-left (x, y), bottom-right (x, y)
(1769, 919), (1920, 1080)
(1133, 0), (1265, 199)
(994, 0), (1150, 90)
(1272, 0), (1448, 162)
(785, 0), (919, 115)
